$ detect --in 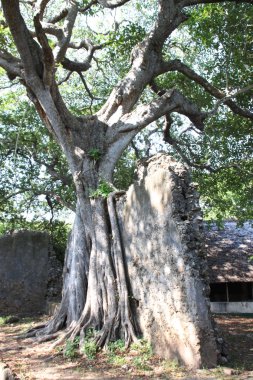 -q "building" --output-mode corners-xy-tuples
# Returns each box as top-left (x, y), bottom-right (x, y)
(205, 221), (253, 313)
